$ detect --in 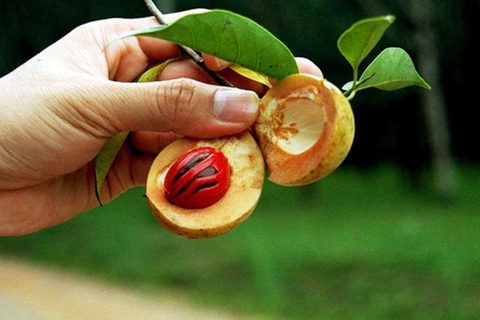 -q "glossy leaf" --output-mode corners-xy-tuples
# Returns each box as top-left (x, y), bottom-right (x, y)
(346, 48), (431, 91)
(229, 64), (272, 88)
(94, 131), (129, 205)
(338, 15), (395, 70)
(118, 10), (299, 80)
